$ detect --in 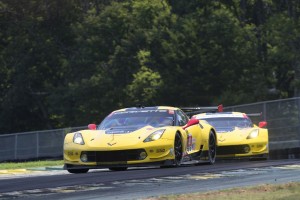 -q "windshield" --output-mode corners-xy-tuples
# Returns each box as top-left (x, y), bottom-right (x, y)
(202, 117), (253, 132)
(98, 110), (174, 130)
